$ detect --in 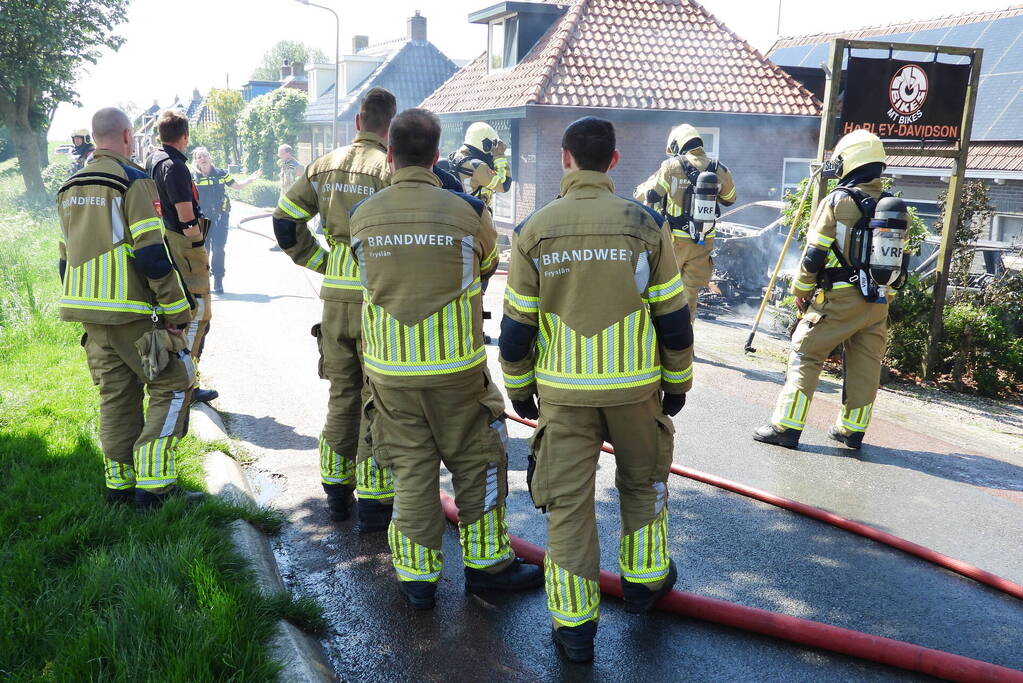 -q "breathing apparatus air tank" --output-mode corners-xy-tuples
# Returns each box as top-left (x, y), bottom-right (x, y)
(868, 196), (910, 288)
(689, 170), (719, 245)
